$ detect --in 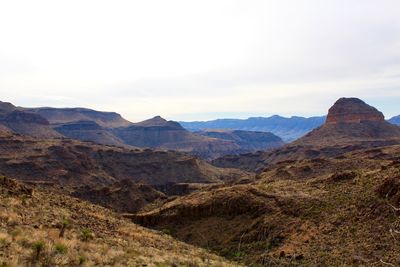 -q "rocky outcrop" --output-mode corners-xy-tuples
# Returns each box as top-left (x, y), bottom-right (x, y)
(326, 98), (384, 124)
